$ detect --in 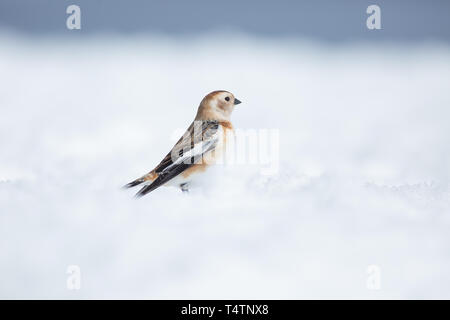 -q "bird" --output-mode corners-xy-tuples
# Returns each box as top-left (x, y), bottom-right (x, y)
(124, 90), (242, 197)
